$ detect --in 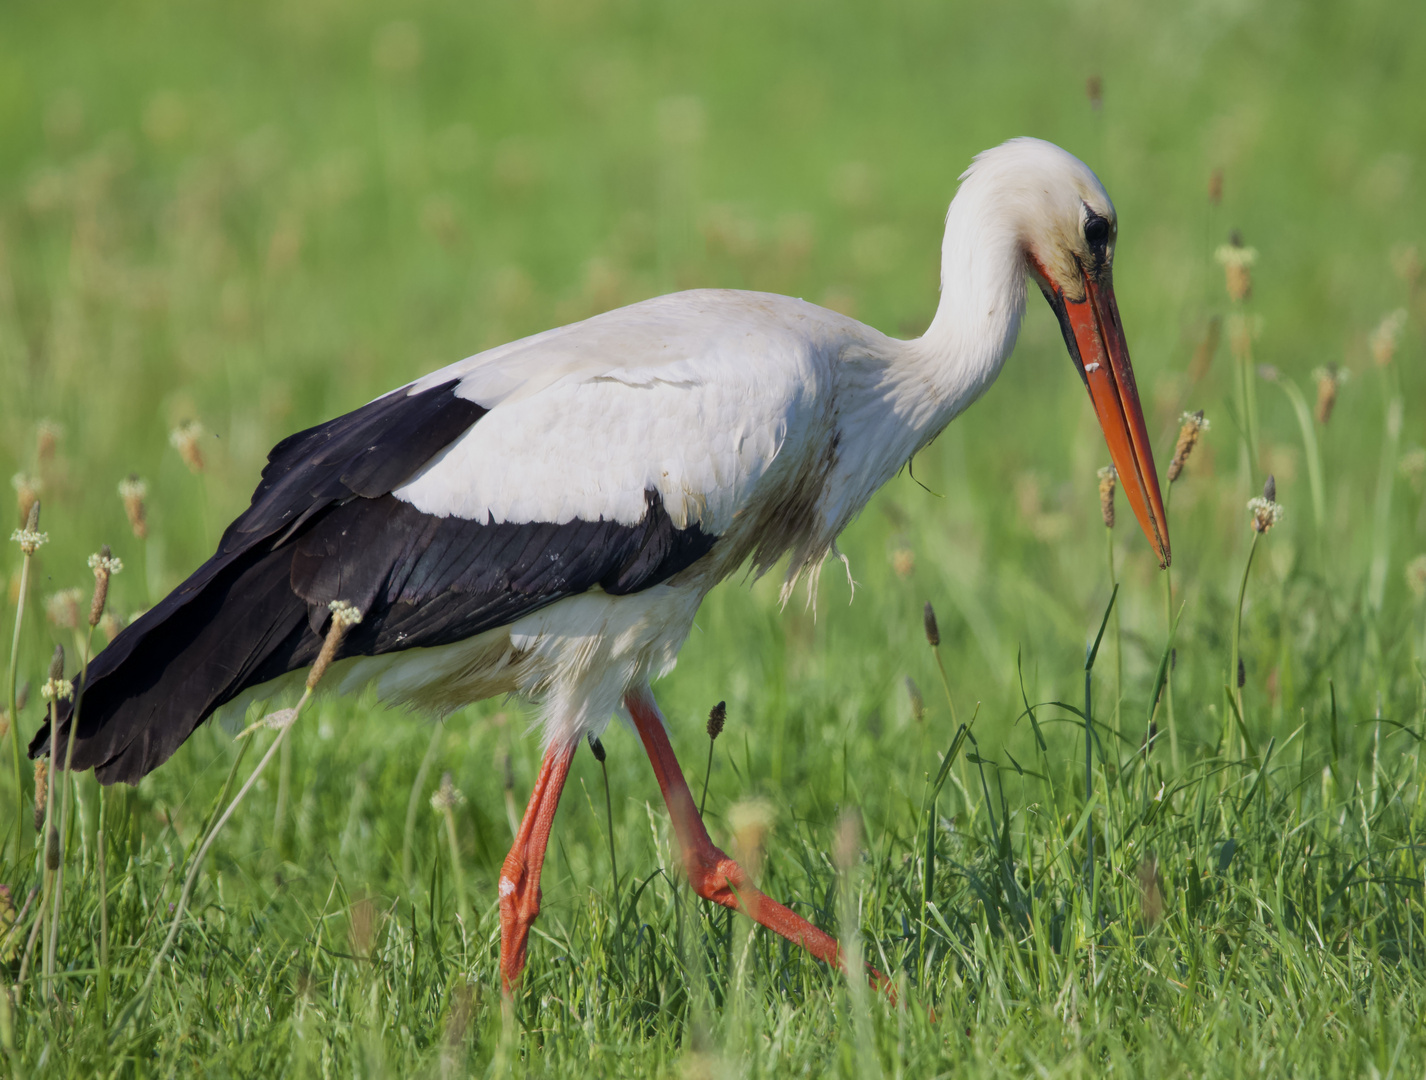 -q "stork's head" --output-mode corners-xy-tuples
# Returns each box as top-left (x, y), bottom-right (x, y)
(957, 138), (1171, 568)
